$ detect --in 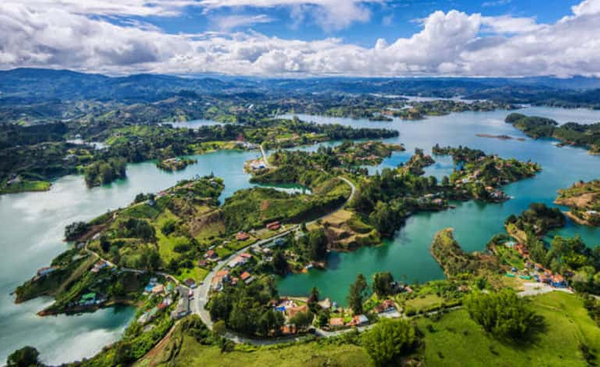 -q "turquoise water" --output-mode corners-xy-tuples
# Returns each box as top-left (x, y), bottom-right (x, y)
(0, 149), (259, 364)
(277, 107), (600, 305)
(1, 107), (600, 362)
